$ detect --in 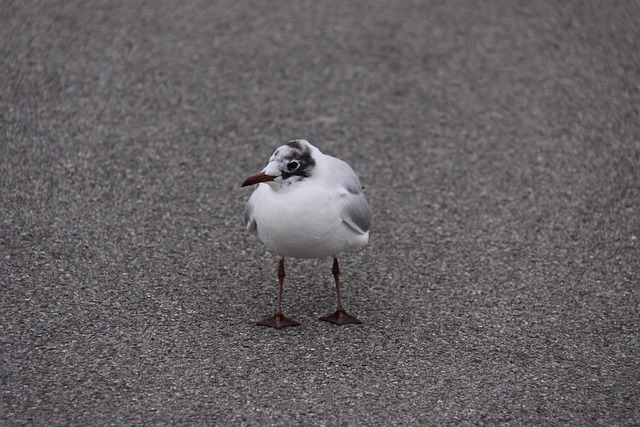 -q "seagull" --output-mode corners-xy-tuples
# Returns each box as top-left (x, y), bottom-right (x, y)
(241, 139), (371, 329)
